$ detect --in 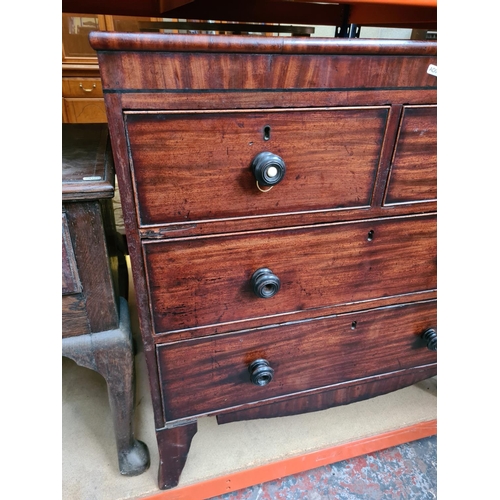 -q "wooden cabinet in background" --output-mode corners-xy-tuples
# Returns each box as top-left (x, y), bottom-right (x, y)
(62, 14), (166, 123)
(62, 14), (105, 123)
(62, 76), (106, 123)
